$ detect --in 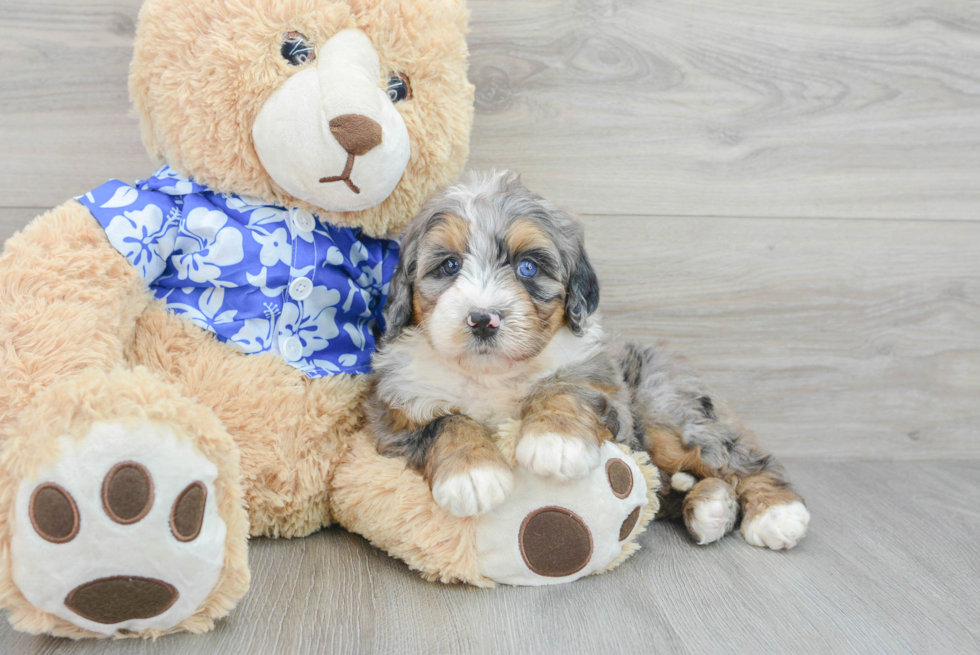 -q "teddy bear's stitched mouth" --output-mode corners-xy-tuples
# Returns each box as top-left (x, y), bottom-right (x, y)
(319, 153), (361, 194)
